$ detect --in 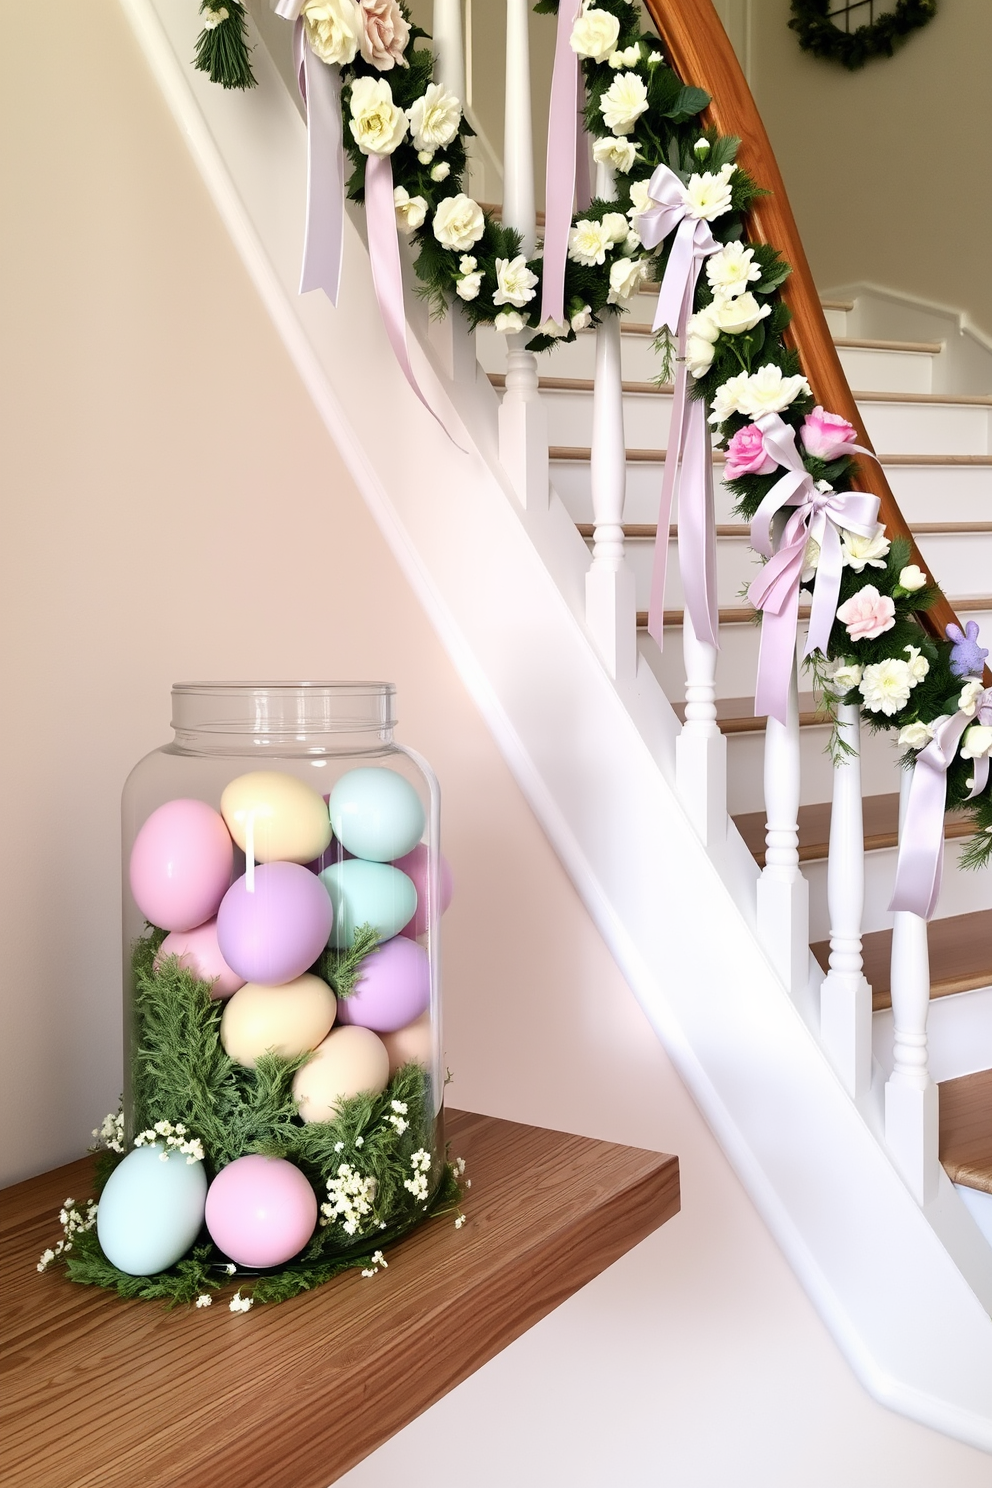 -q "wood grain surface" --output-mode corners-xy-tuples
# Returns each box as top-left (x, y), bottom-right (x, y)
(814, 907), (992, 1012)
(733, 792), (972, 868)
(939, 1069), (992, 1193)
(0, 1110), (679, 1488)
